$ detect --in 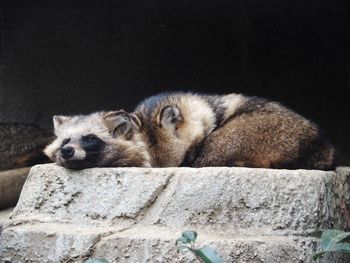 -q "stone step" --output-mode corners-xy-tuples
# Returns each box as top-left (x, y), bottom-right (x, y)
(89, 226), (335, 263)
(1, 164), (350, 262)
(1, 224), (346, 263)
(8, 165), (349, 235)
